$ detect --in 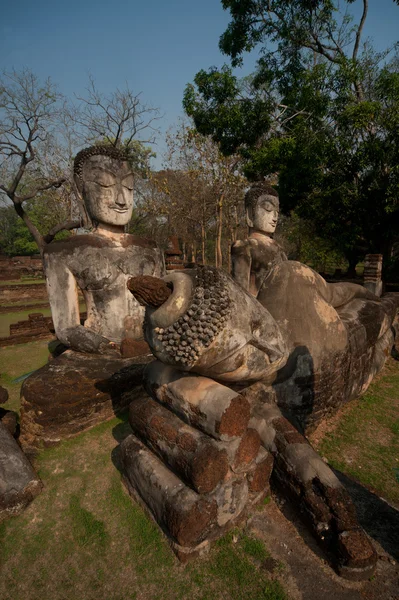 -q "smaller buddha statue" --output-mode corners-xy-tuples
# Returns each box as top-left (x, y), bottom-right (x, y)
(230, 182), (399, 429)
(231, 182), (381, 359)
(232, 183), (286, 296)
(43, 145), (164, 354)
